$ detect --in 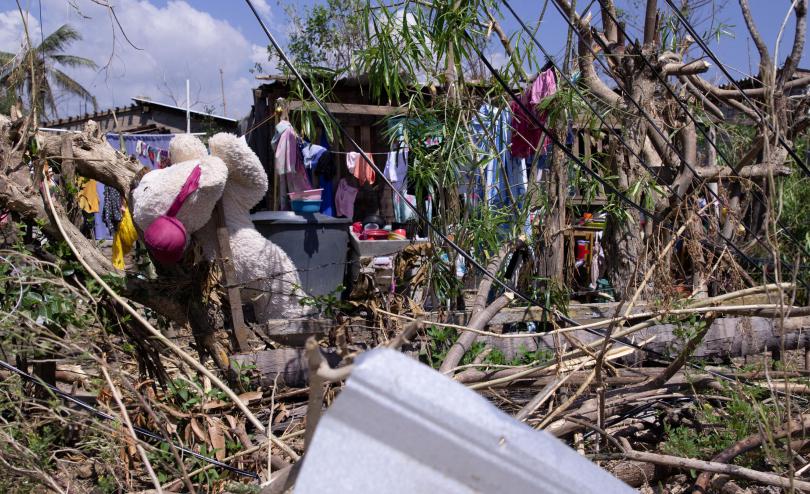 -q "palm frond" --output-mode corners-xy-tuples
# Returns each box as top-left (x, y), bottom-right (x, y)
(0, 51), (16, 64)
(50, 68), (97, 110)
(51, 54), (97, 70)
(39, 77), (58, 119)
(37, 24), (81, 56)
